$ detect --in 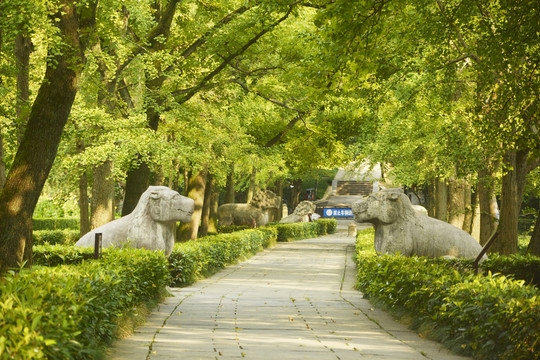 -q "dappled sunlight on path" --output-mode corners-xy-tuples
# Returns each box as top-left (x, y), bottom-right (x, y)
(109, 234), (470, 360)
